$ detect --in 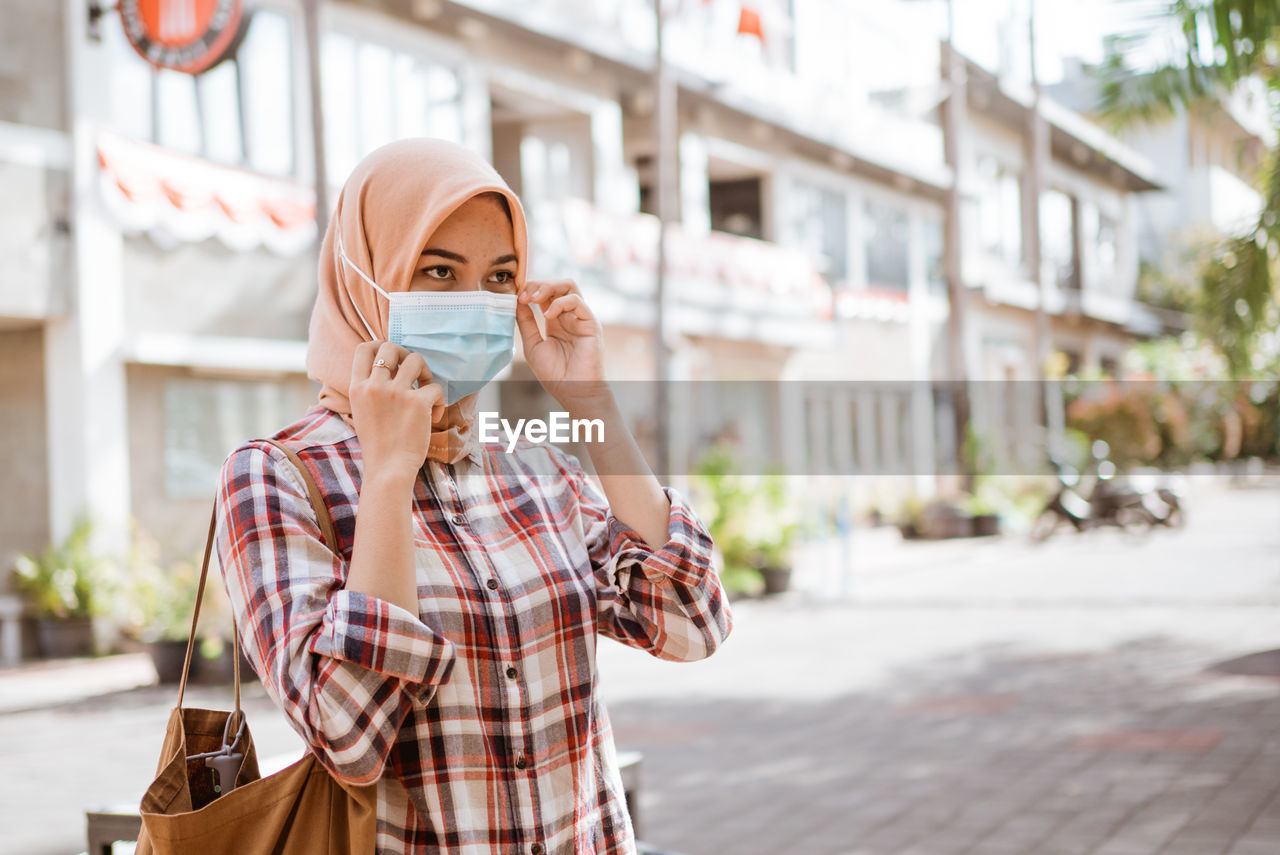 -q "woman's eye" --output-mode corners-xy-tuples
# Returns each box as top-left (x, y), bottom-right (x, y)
(423, 265), (452, 280)
(485, 271), (516, 291)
